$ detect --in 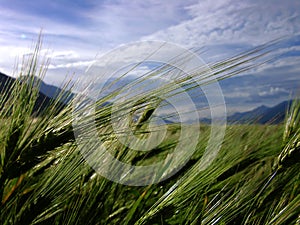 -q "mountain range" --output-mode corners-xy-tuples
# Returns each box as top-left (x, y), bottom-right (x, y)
(0, 72), (68, 115)
(0, 72), (292, 123)
(226, 100), (291, 124)
(203, 100), (291, 124)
